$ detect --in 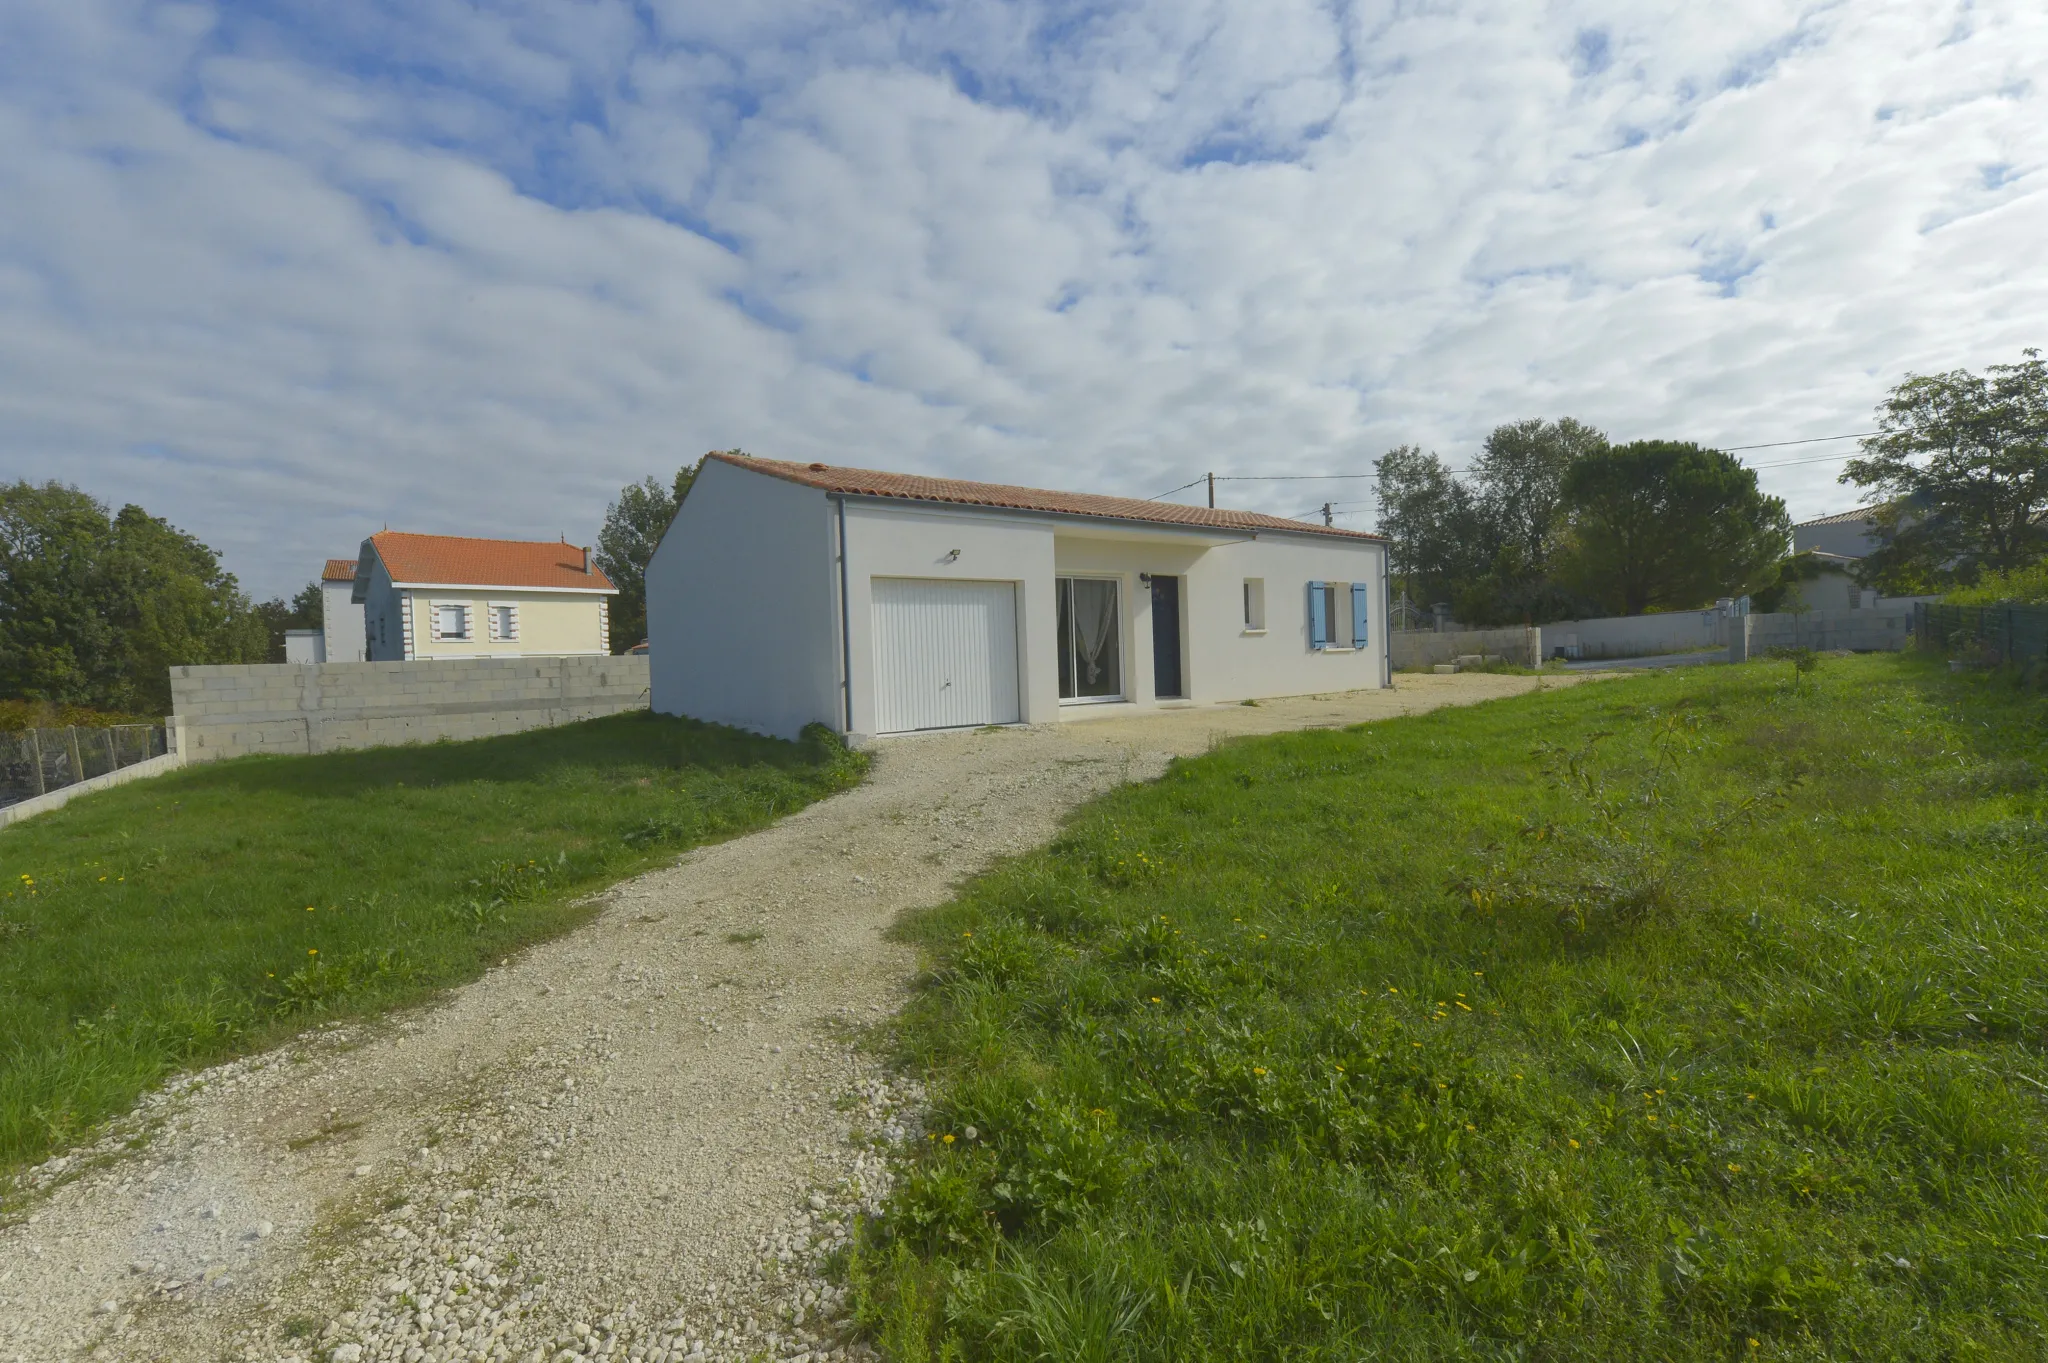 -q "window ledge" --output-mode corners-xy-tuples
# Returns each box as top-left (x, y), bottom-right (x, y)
(1319, 646), (1358, 653)
(1241, 628), (1267, 636)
